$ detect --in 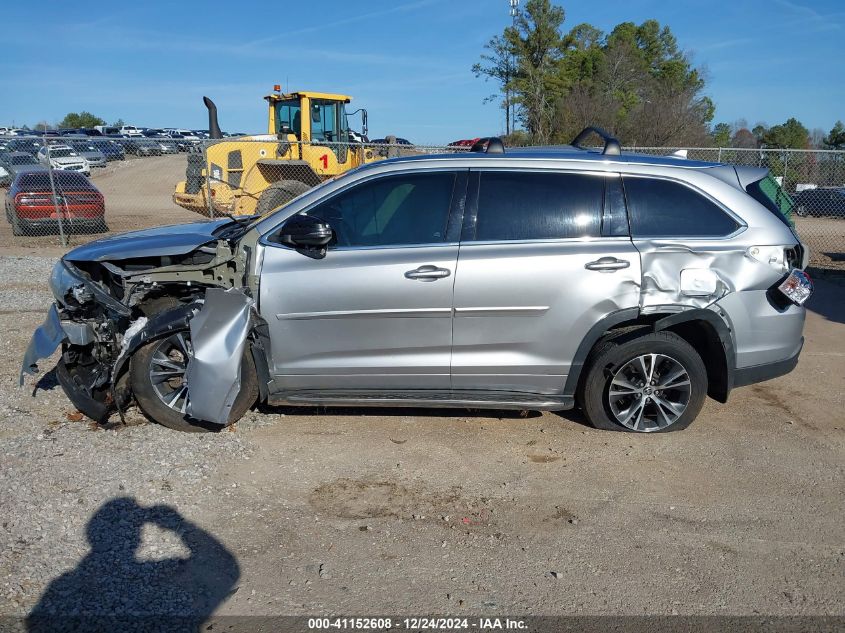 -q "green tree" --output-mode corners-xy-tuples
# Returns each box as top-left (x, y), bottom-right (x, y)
(112, 118), (125, 128)
(712, 122), (731, 147)
(58, 111), (106, 129)
(474, 3), (712, 146)
(761, 118), (809, 149)
(505, 0), (567, 142)
(472, 34), (517, 135)
(731, 127), (758, 148)
(824, 120), (845, 149)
